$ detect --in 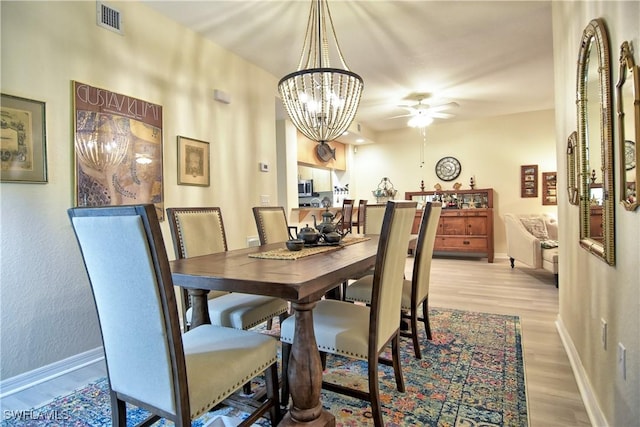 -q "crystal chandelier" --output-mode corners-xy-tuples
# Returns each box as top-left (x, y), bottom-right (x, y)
(278, 0), (363, 144)
(75, 112), (130, 173)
